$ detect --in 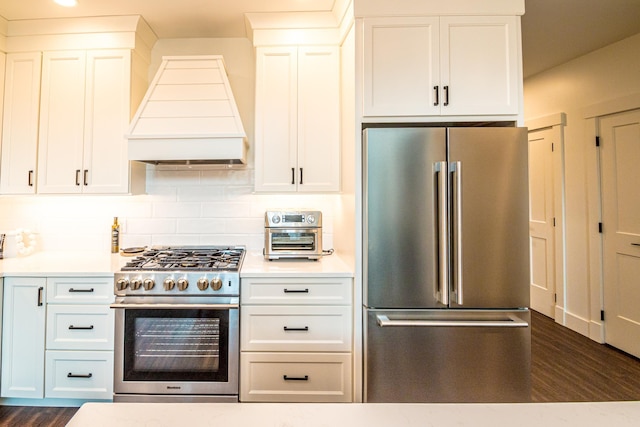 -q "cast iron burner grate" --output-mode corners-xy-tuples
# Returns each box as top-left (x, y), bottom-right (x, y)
(121, 246), (244, 272)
